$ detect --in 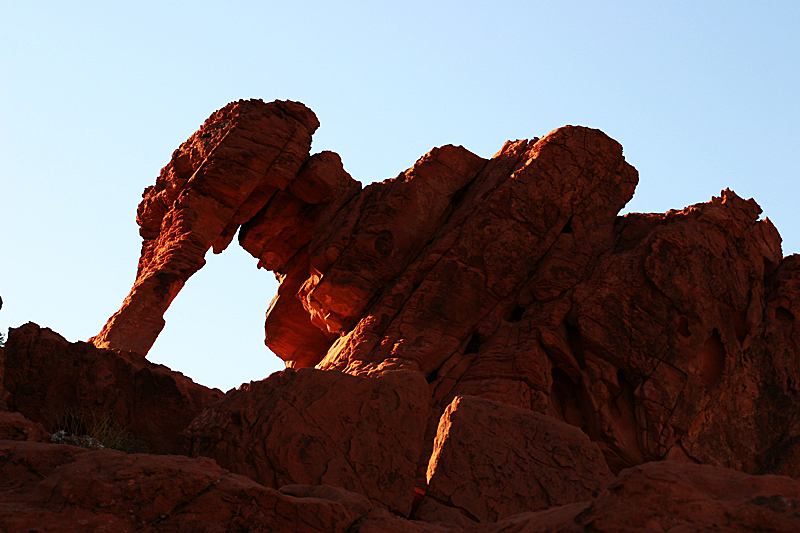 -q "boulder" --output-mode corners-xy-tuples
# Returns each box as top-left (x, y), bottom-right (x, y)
(425, 395), (612, 522)
(0, 412), (48, 442)
(185, 368), (430, 516)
